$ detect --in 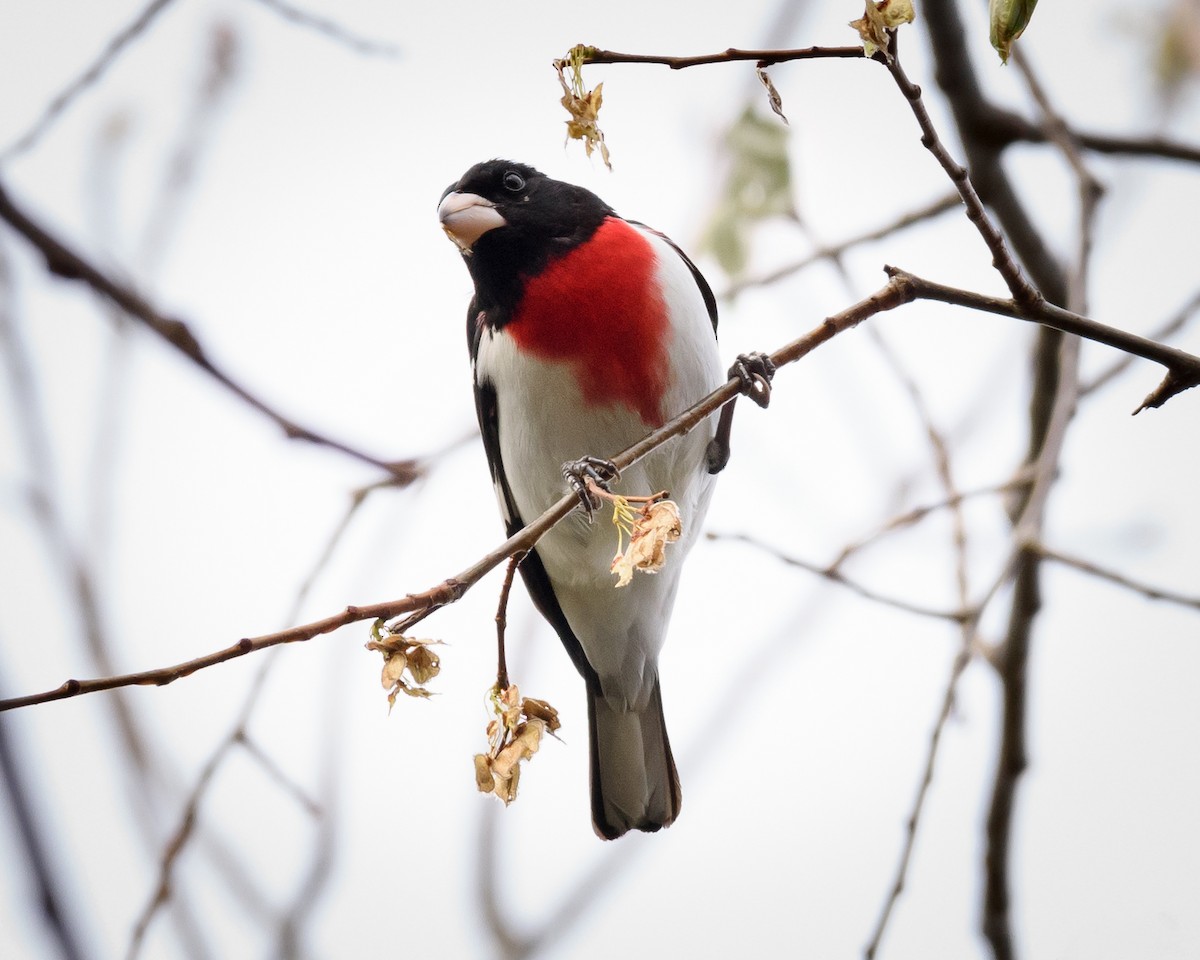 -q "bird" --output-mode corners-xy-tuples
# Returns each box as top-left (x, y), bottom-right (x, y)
(438, 160), (770, 839)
